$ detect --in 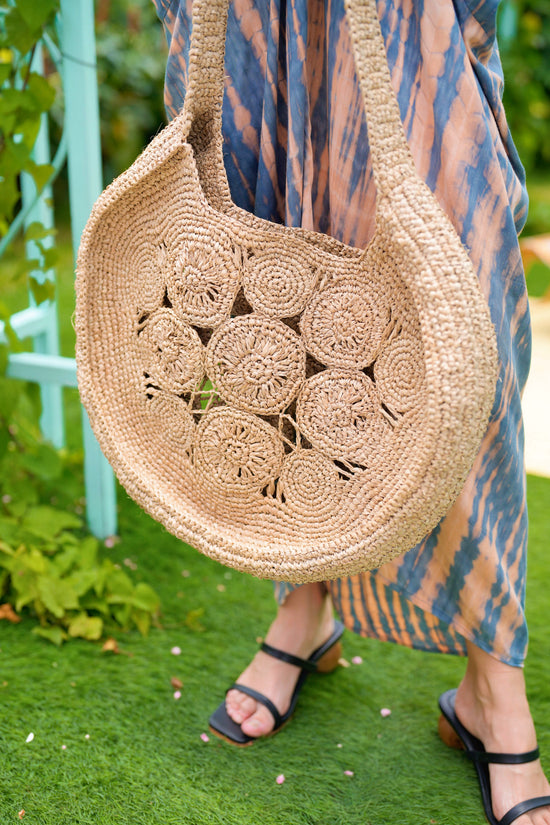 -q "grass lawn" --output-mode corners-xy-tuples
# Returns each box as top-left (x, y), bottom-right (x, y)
(0, 473), (549, 825)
